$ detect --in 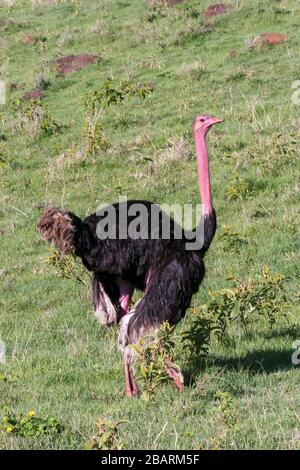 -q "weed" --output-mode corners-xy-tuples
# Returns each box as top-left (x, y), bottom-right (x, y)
(83, 110), (109, 158)
(0, 410), (62, 437)
(216, 391), (238, 429)
(82, 79), (152, 158)
(14, 100), (61, 137)
(180, 308), (214, 367)
(219, 225), (248, 251)
(225, 173), (252, 200)
(59, 30), (76, 47)
(0, 141), (10, 167)
(131, 322), (182, 400)
(85, 417), (125, 450)
(137, 55), (165, 70)
(43, 249), (90, 286)
(83, 78), (153, 113)
(178, 61), (207, 80)
(208, 266), (289, 335)
(35, 75), (51, 91)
